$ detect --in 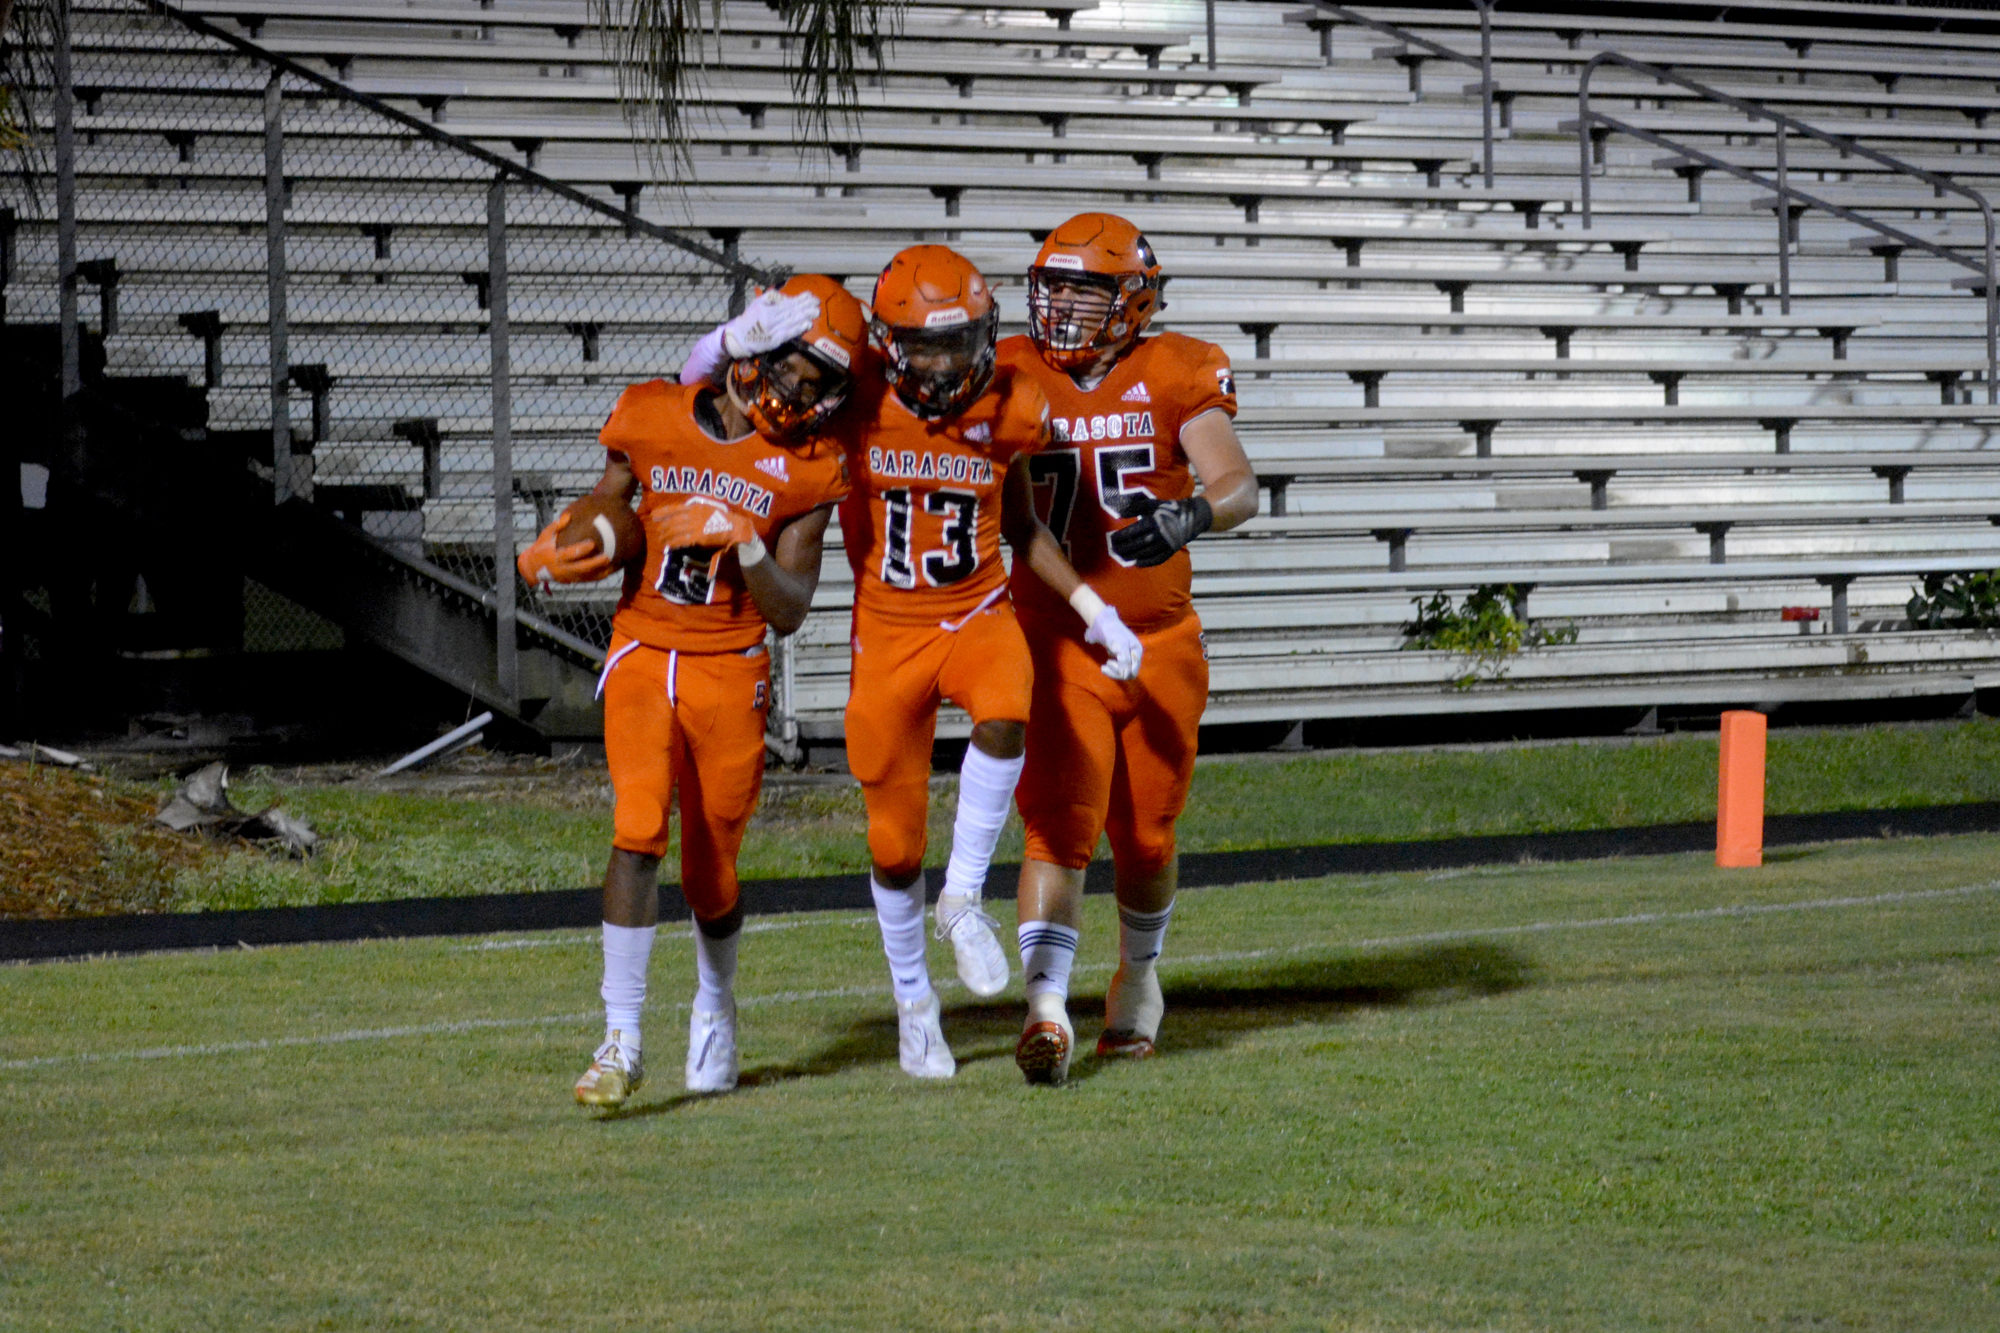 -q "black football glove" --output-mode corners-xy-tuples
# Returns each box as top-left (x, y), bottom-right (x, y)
(1110, 496), (1213, 567)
